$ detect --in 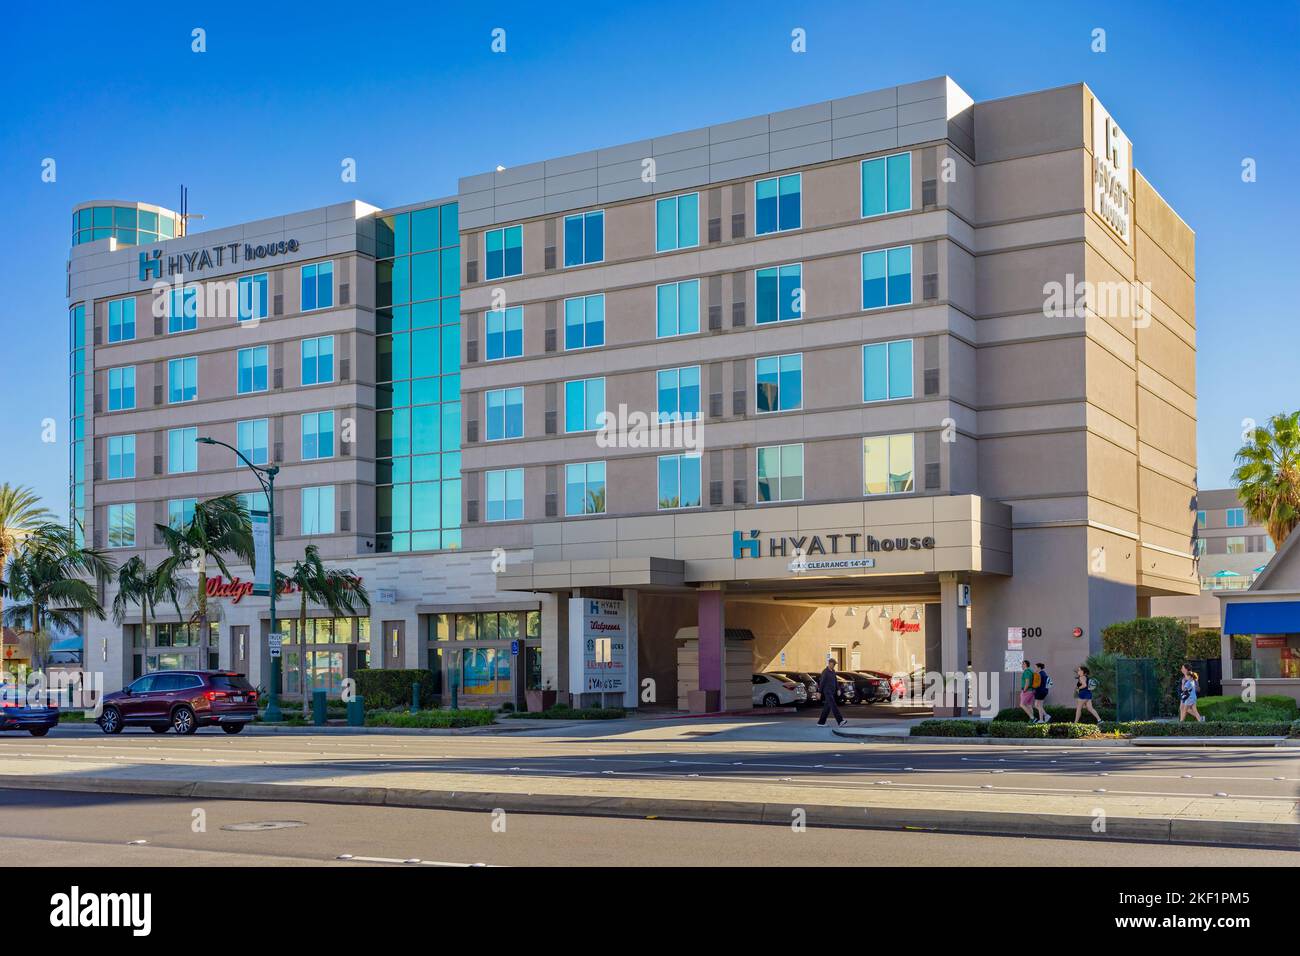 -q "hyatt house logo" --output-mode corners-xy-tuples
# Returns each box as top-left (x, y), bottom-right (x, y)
(733, 529), (936, 559)
(138, 238), (301, 280)
(50, 886), (151, 936)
